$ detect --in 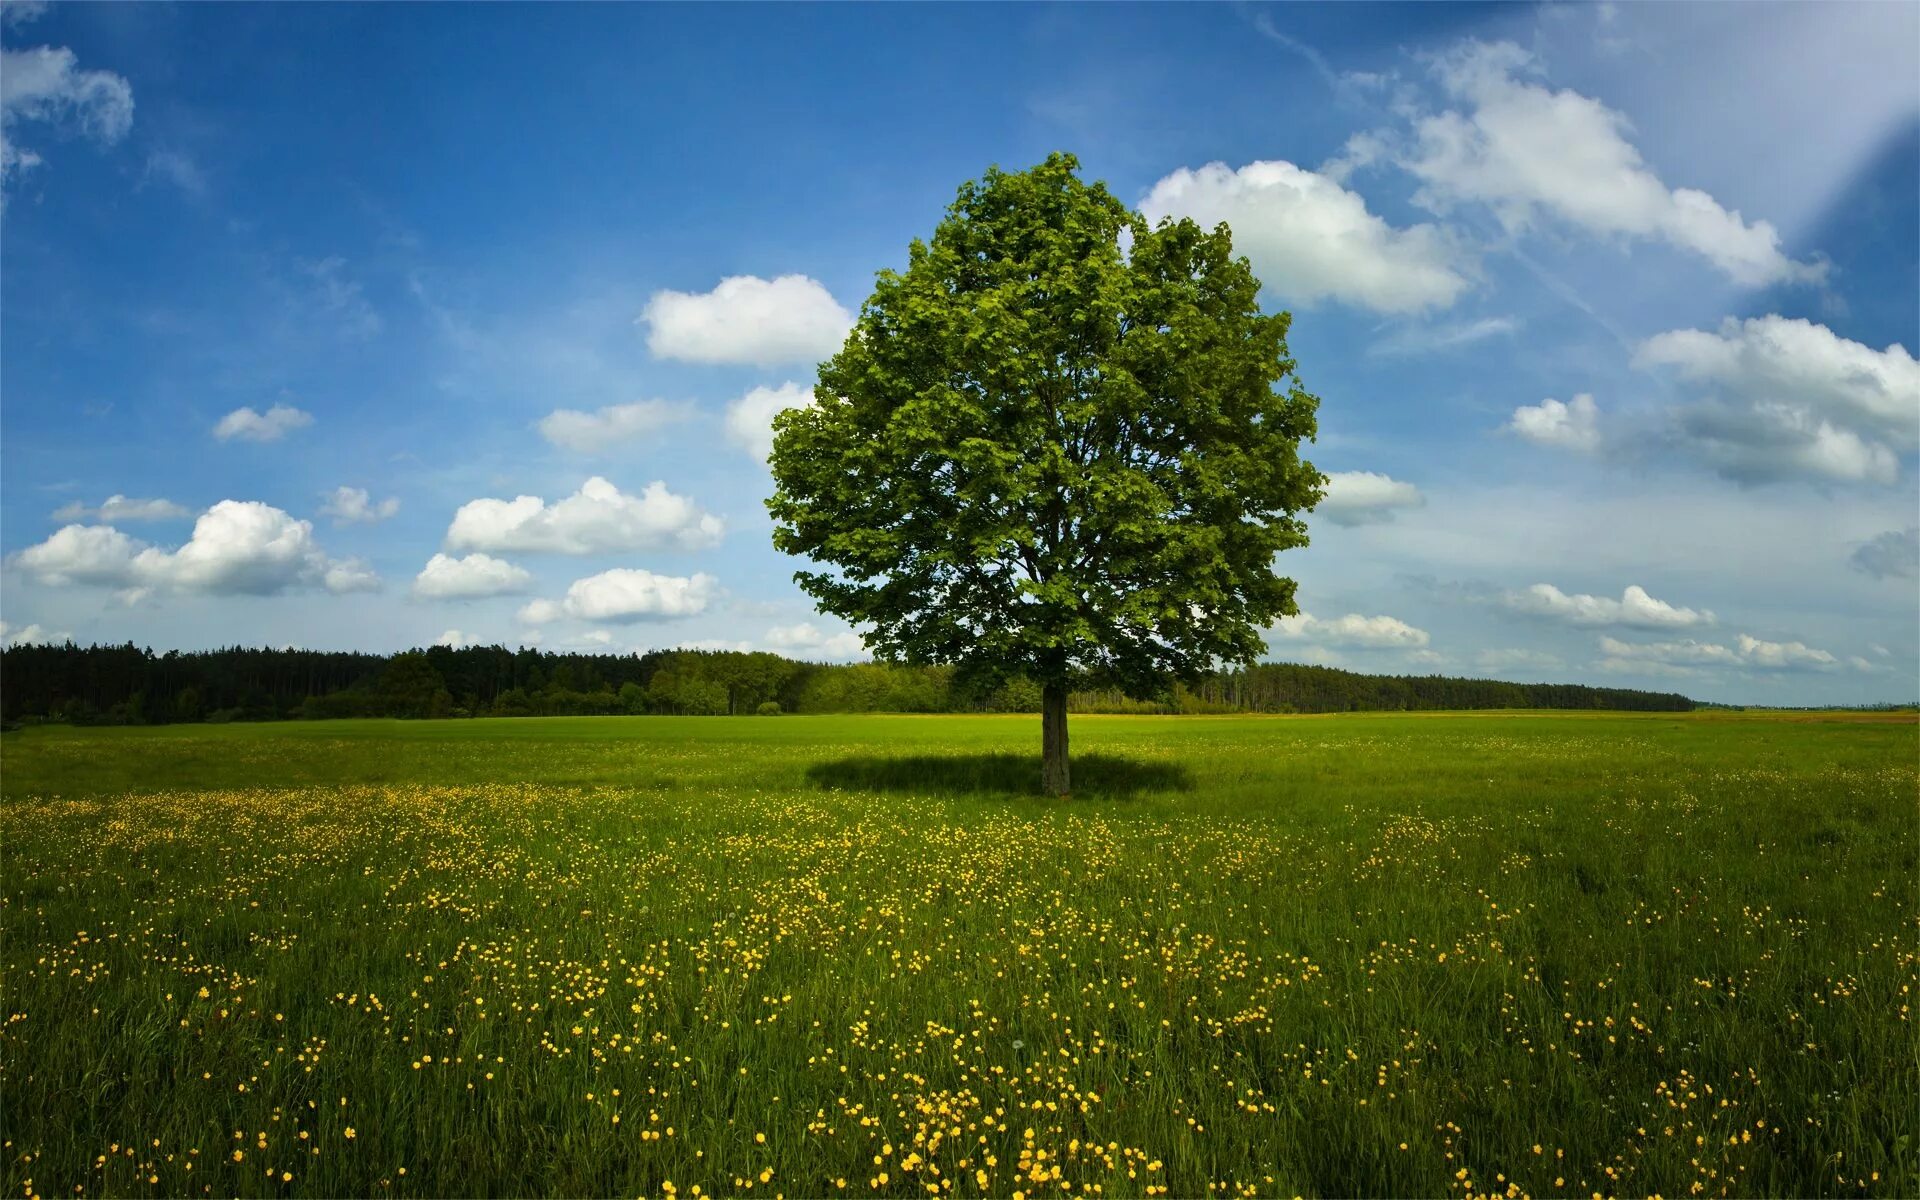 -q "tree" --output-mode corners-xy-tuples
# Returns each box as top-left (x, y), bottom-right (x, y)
(379, 652), (452, 719)
(767, 152), (1323, 794)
